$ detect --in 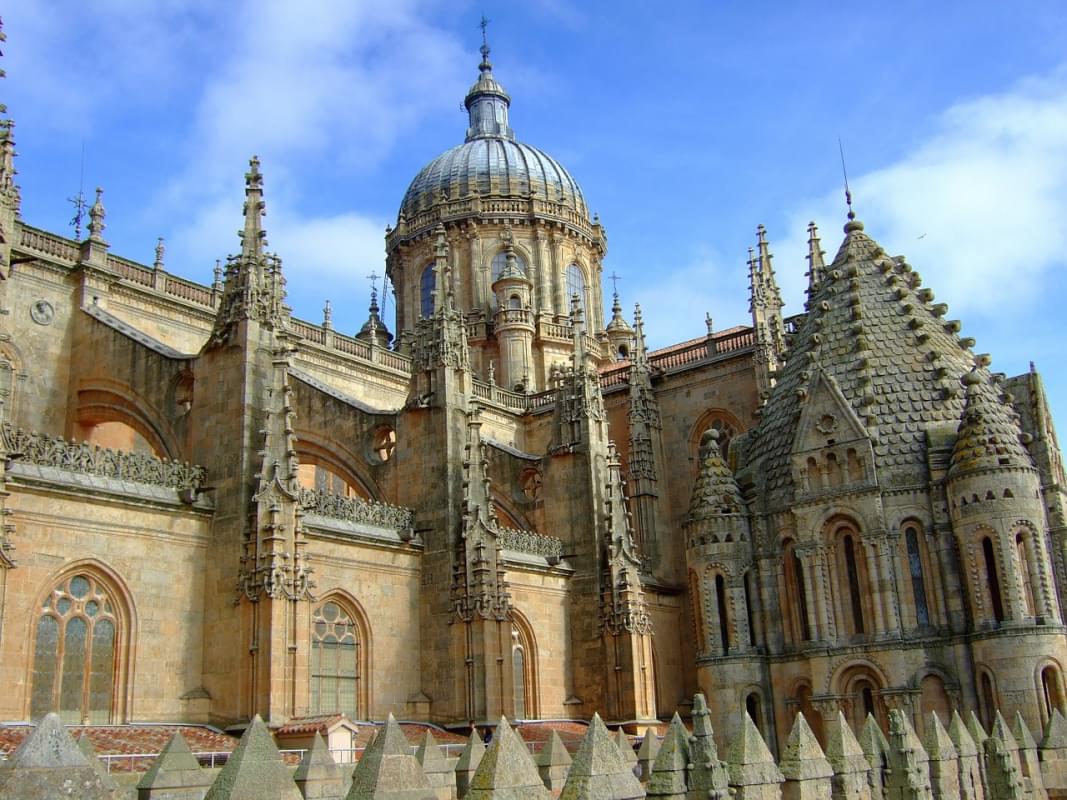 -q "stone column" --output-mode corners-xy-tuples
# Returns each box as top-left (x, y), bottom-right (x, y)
(862, 540), (887, 635)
